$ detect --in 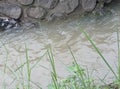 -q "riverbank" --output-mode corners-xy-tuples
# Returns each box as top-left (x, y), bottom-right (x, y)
(0, 0), (114, 22)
